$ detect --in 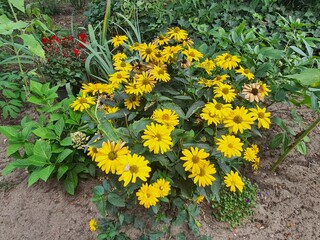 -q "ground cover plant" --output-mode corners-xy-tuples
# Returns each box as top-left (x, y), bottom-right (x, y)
(0, 0), (319, 239)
